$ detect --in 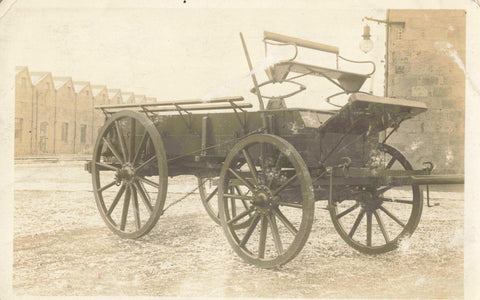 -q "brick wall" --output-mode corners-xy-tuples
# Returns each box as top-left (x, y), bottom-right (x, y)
(386, 9), (465, 174)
